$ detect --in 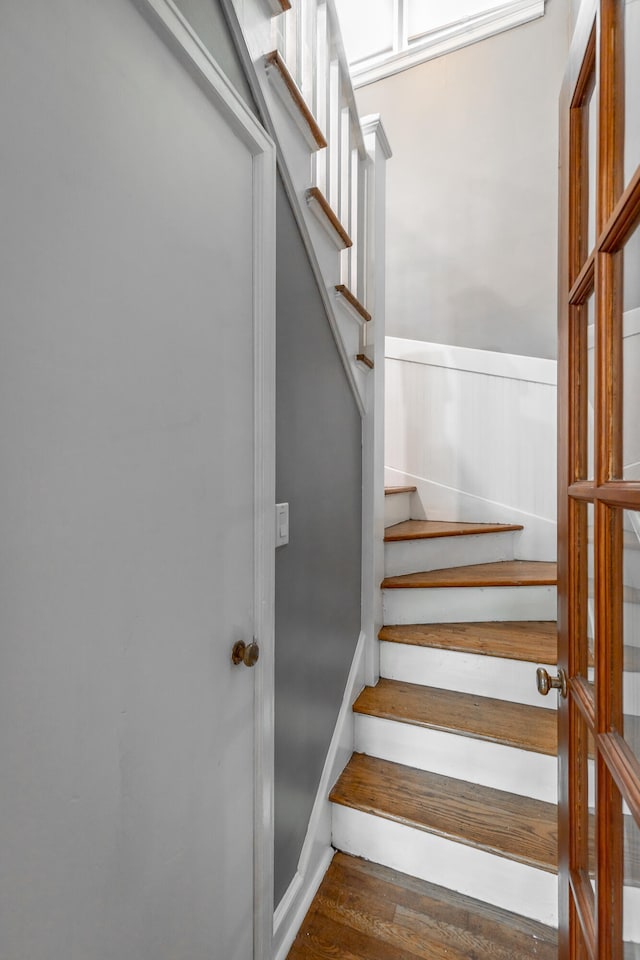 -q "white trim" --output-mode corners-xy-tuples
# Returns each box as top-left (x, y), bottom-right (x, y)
(360, 119), (390, 688)
(350, 0), (545, 88)
(135, 0), (273, 156)
(272, 850), (334, 960)
(385, 336), (557, 385)
(273, 631), (367, 960)
(251, 148), (277, 960)
(133, 4), (276, 959)
(360, 114), (393, 160)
